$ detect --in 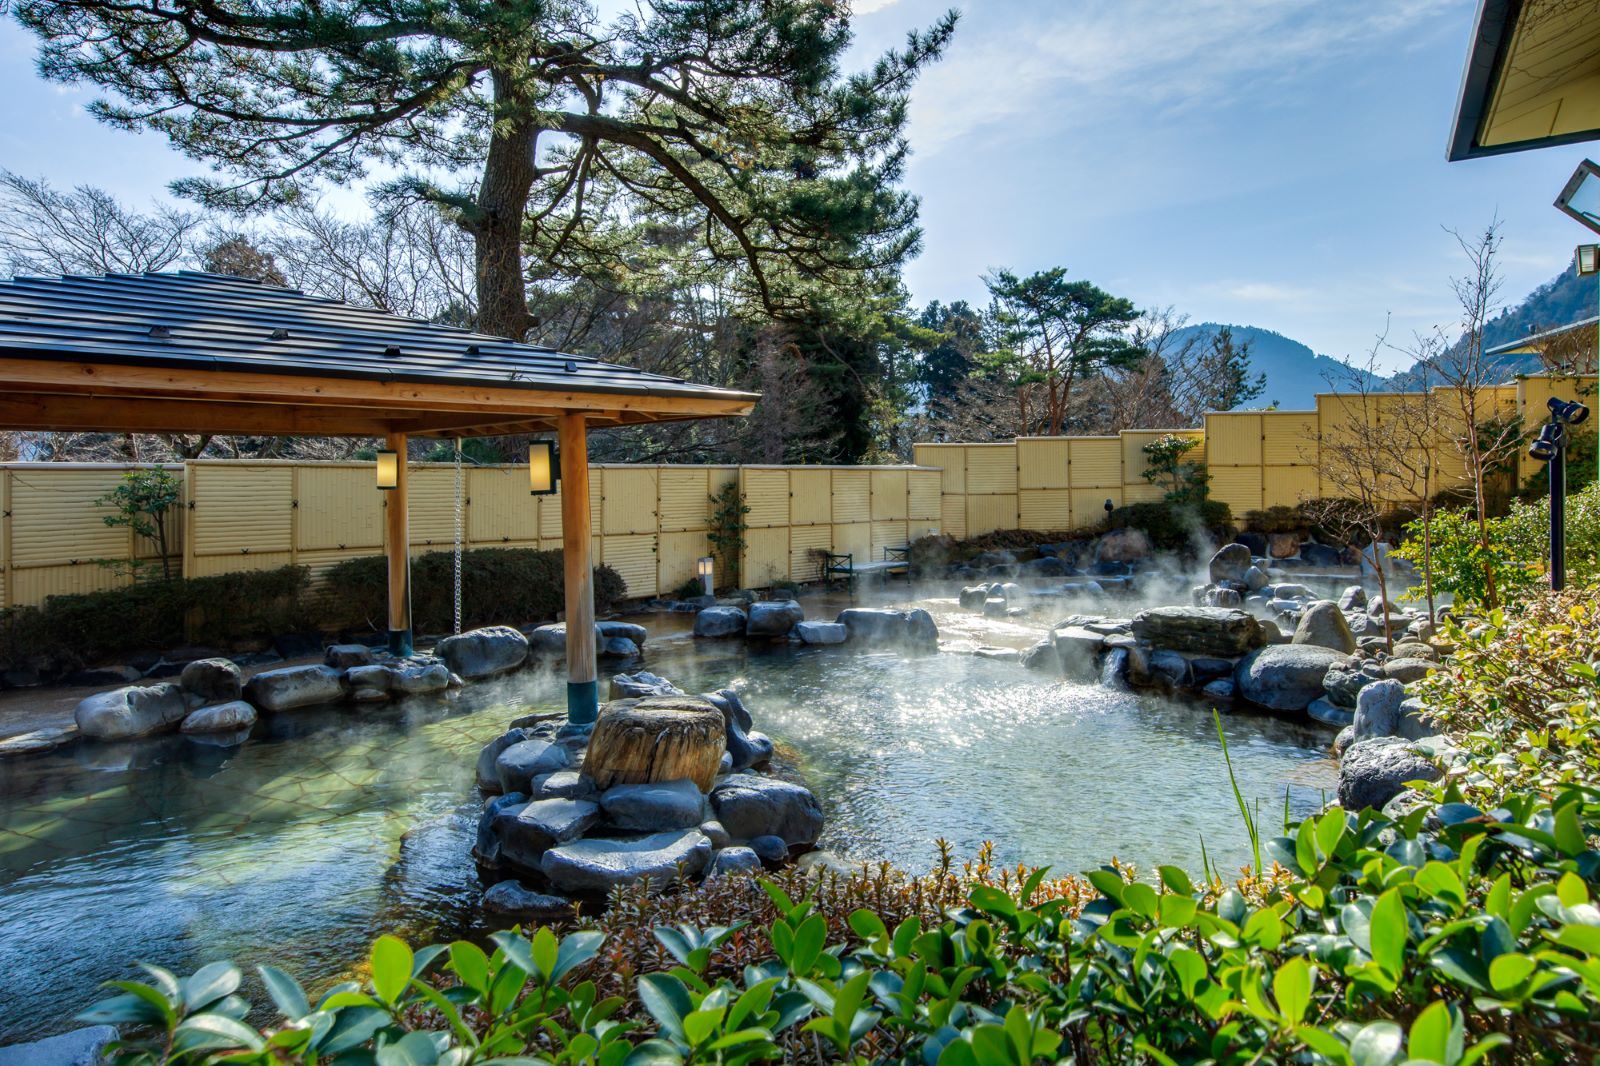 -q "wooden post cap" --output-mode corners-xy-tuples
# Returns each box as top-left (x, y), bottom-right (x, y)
(583, 696), (727, 793)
